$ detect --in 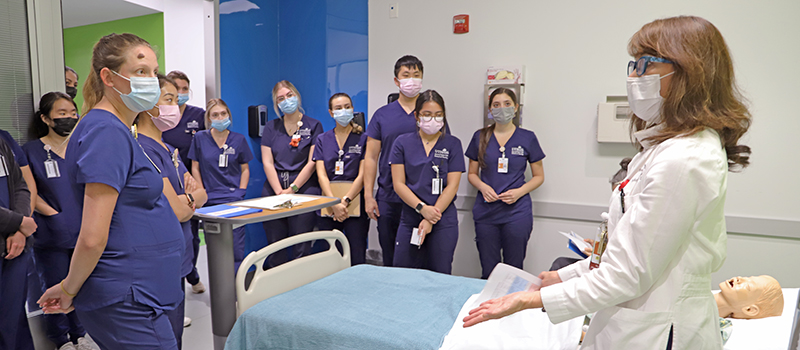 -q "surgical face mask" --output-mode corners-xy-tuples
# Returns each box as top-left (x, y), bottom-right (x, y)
(111, 70), (160, 113)
(51, 117), (77, 137)
(398, 78), (422, 98)
(66, 86), (78, 99)
(278, 96), (299, 115)
(211, 117), (231, 132)
(491, 106), (515, 125)
(333, 108), (354, 127)
(177, 93), (190, 106)
(626, 71), (674, 124)
(148, 105), (181, 132)
(418, 118), (444, 135)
